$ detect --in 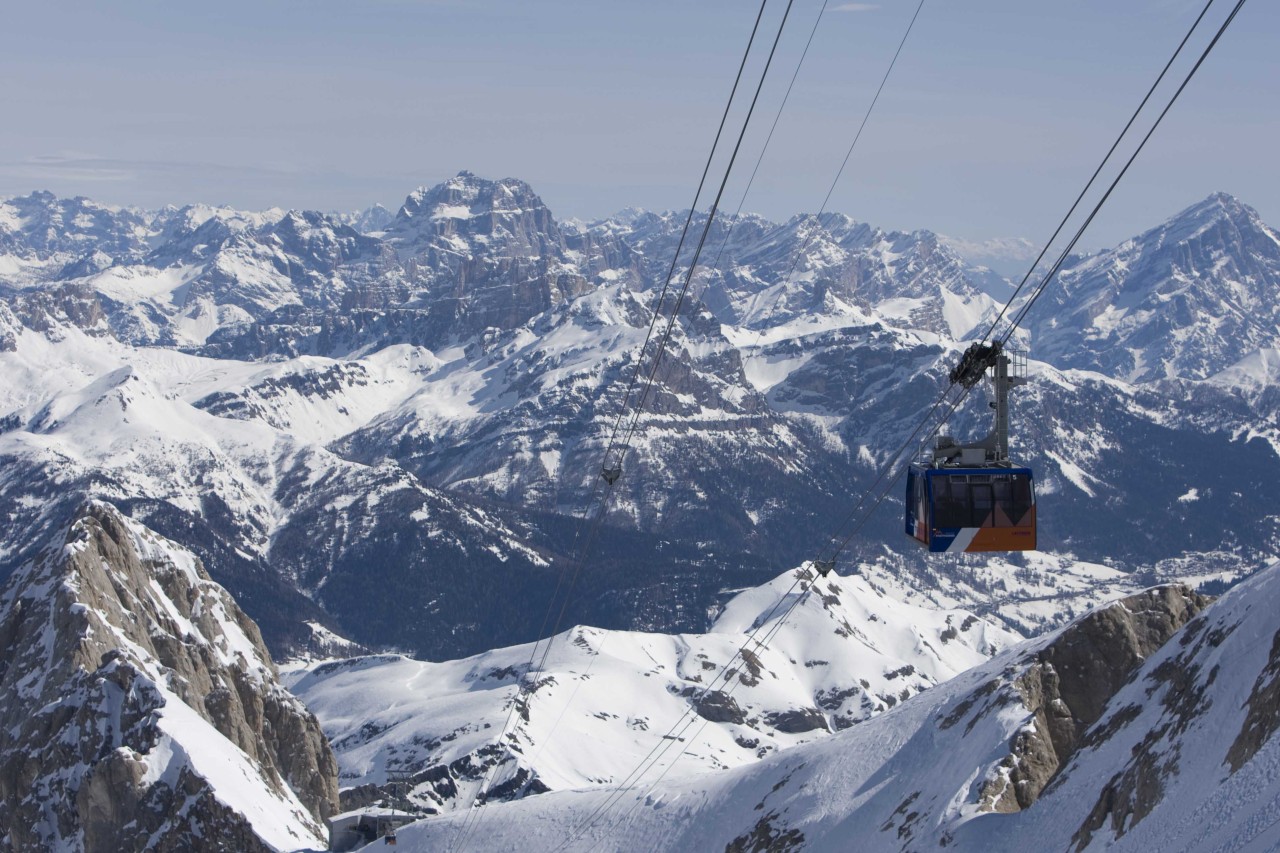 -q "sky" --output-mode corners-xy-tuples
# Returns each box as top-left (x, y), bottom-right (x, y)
(1, 0), (1275, 254)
